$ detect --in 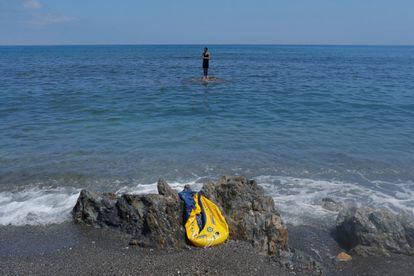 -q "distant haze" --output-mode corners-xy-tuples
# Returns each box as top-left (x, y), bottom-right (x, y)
(0, 0), (413, 45)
